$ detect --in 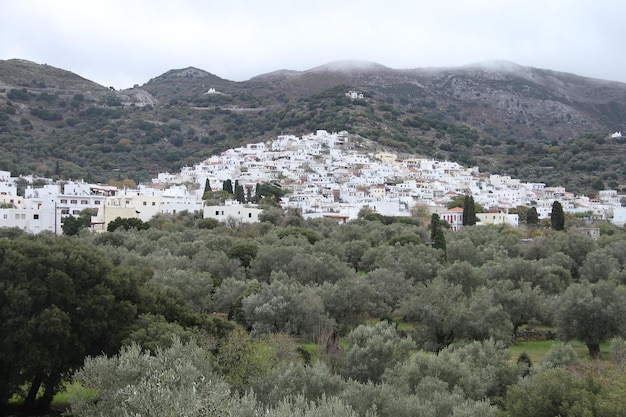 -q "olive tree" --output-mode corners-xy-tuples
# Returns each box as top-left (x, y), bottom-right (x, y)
(266, 395), (362, 417)
(538, 343), (579, 370)
(250, 245), (351, 284)
(250, 361), (347, 408)
(579, 248), (621, 282)
(384, 339), (521, 402)
(152, 268), (215, 312)
(487, 280), (550, 332)
(555, 280), (626, 358)
(214, 327), (301, 392)
(70, 338), (257, 417)
(365, 268), (414, 313)
(543, 231), (597, 279)
(400, 277), (512, 350)
(341, 321), (415, 383)
(360, 244), (441, 283)
(340, 378), (498, 417)
(318, 276), (381, 334)
(241, 273), (332, 339)
(505, 368), (594, 417)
